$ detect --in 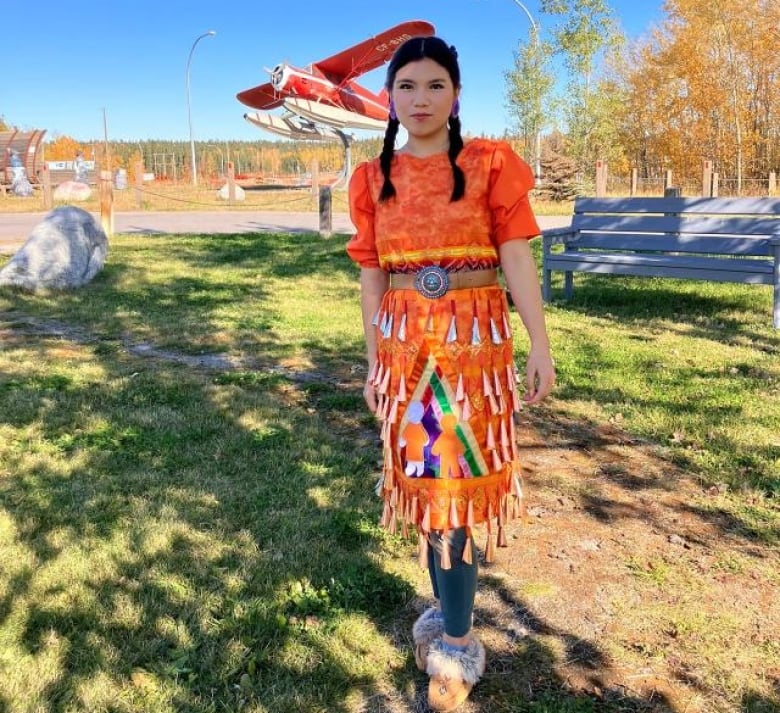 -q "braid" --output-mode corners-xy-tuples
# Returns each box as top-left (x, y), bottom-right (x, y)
(447, 116), (466, 201)
(379, 118), (400, 202)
